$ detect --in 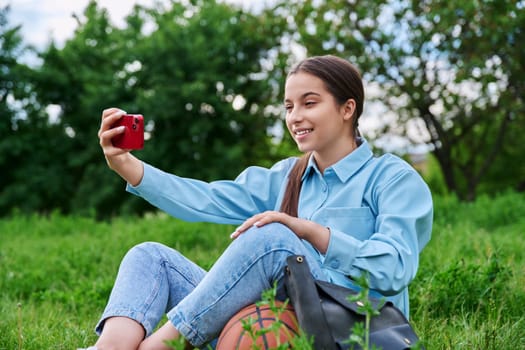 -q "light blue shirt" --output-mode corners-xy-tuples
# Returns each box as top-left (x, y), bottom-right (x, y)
(127, 138), (433, 317)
